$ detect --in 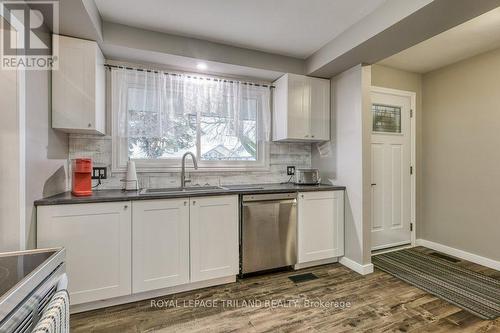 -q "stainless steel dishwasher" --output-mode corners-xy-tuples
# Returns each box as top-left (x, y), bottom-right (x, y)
(241, 193), (297, 274)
